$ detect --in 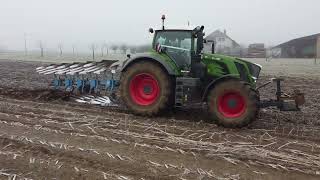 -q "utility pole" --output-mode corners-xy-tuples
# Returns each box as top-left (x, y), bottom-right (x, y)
(39, 41), (44, 57)
(90, 44), (97, 60)
(315, 40), (317, 65)
(315, 36), (320, 65)
(24, 33), (27, 56)
(58, 43), (63, 56)
(72, 45), (75, 56)
(101, 46), (104, 57)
